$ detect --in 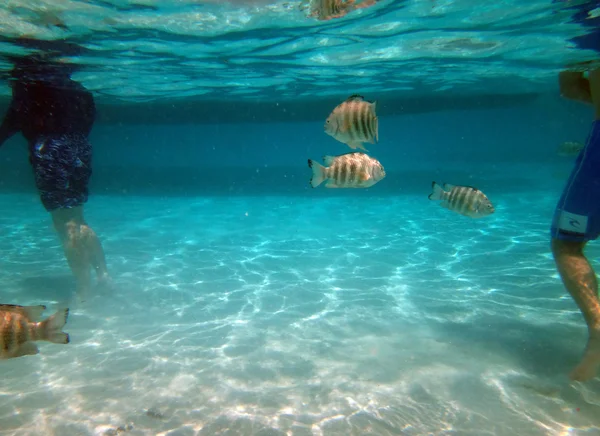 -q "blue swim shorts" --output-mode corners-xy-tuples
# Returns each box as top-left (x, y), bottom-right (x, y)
(551, 120), (600, 242)
(28, 134), (92, 212)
